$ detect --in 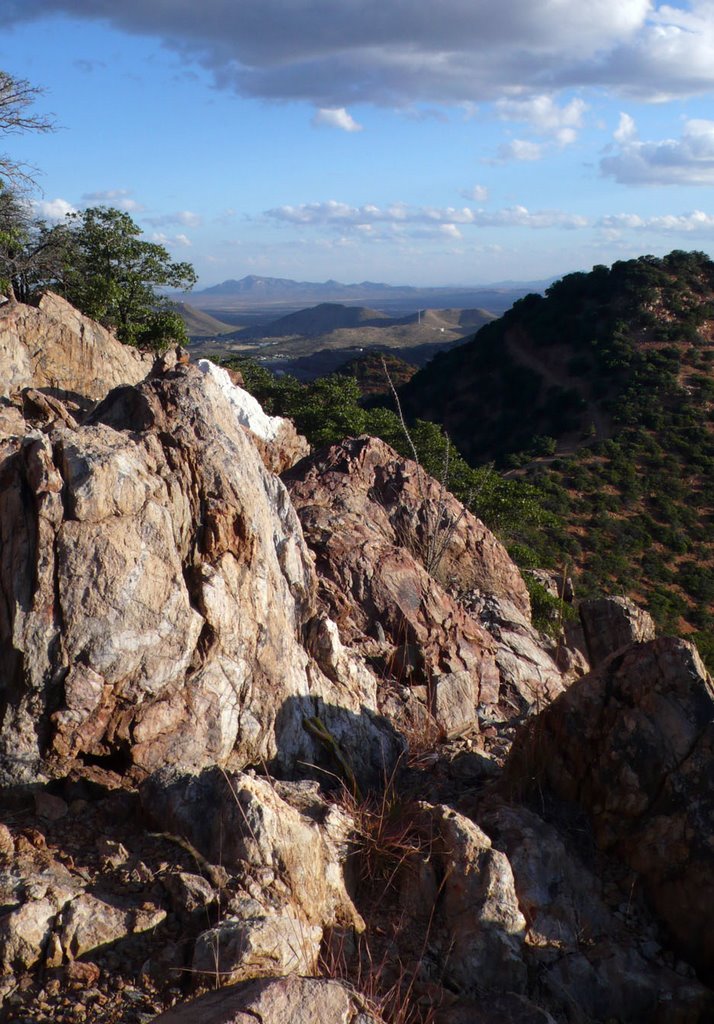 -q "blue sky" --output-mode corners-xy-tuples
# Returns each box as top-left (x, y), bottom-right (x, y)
(3, 1), (714, 288)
